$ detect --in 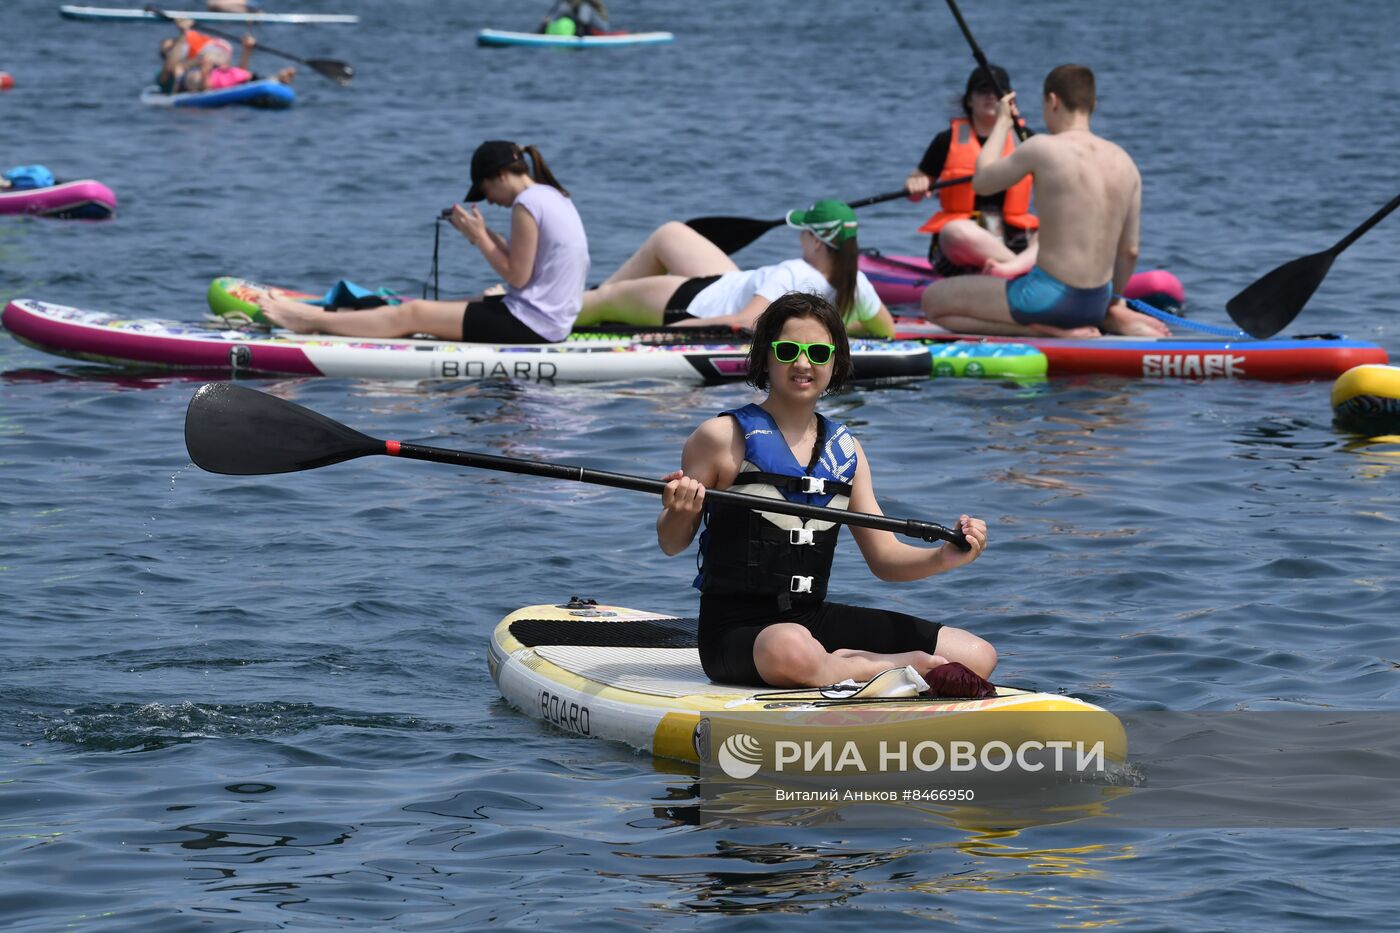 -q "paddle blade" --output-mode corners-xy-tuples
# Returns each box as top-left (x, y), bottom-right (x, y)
(1225, 249), (1335, 338)
(185, 382), (381, 475)
(307, 59), (354, 86)
(684, 216), (782, 255)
